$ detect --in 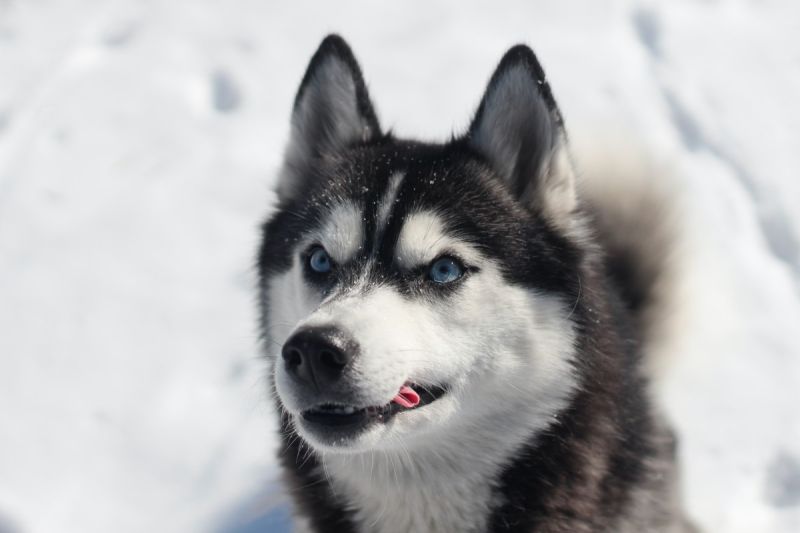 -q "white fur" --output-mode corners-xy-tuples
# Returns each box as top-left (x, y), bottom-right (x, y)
(309, 201), (364, 265)
(376, 172), (405, 230)
(269, 205), (580, 532)
(321, 282), (579, 533)
(265, 256), (321, 356)
(394, 210), (482, 269)
(538, 143), (578, 224)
